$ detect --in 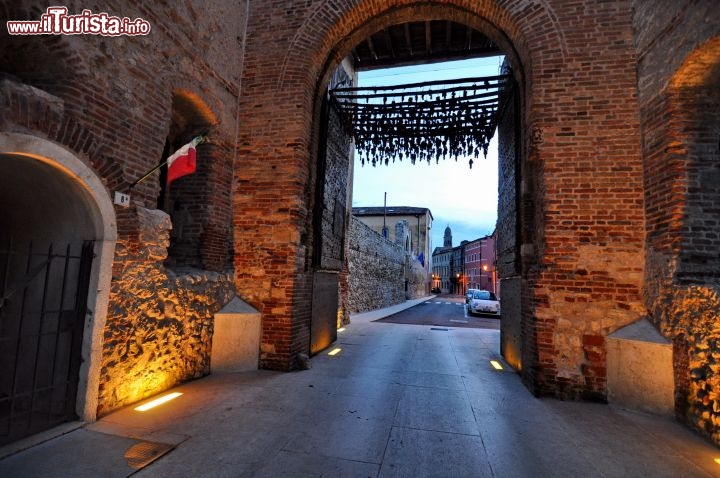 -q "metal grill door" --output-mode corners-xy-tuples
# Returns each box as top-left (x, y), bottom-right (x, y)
(310, 271), (338, 355)
(0, 240), (94, 446)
